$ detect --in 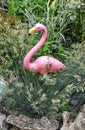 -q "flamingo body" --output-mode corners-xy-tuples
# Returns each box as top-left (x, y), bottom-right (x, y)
(23, 23), (66, 75)
(30, 56), (65, 74)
